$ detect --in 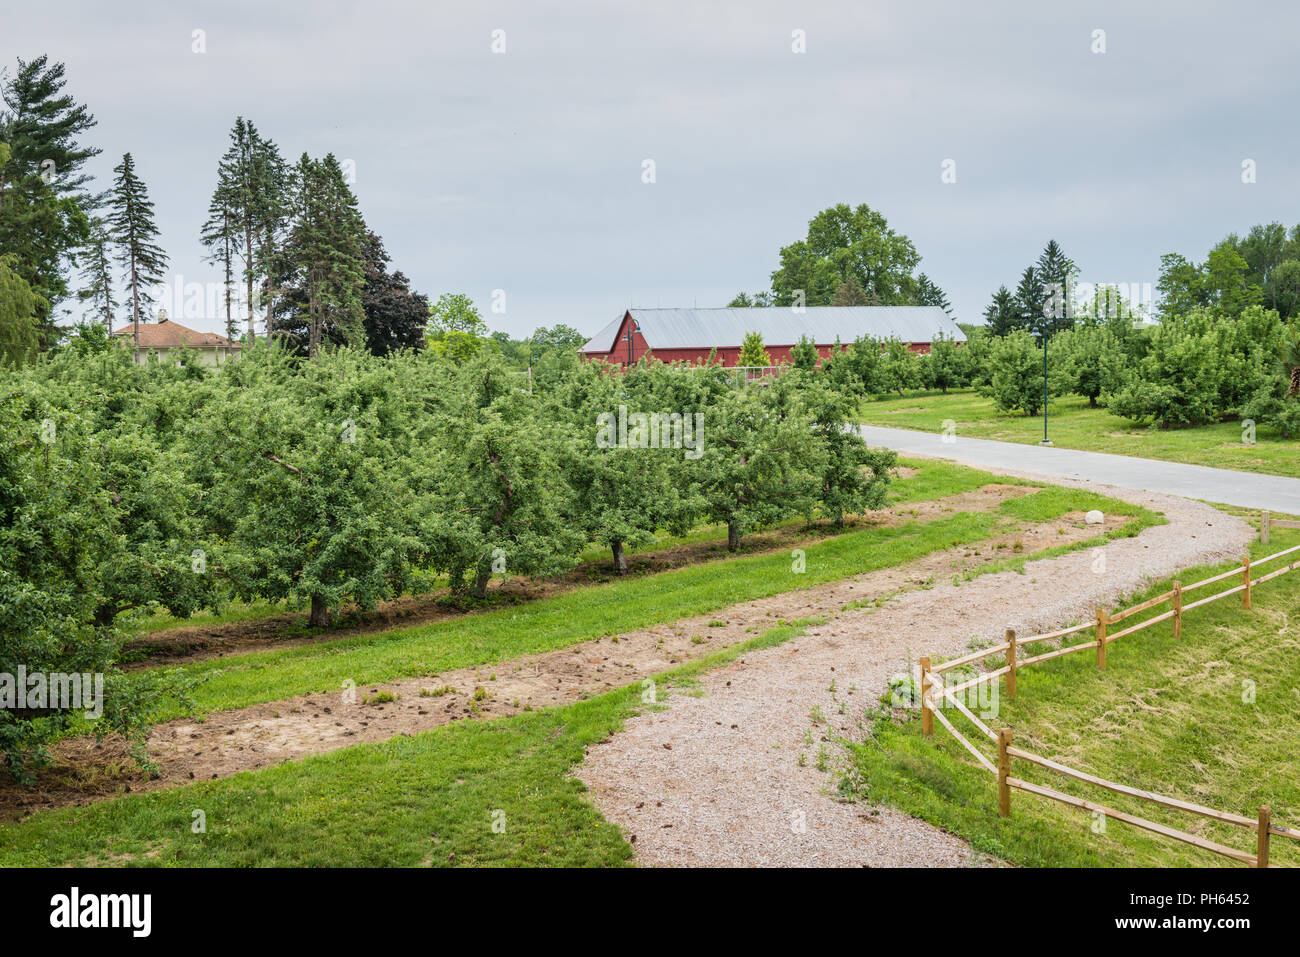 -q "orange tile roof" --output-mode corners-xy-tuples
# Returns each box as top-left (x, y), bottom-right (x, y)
(112, 321), (241, 350)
